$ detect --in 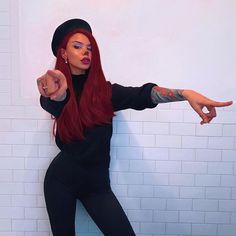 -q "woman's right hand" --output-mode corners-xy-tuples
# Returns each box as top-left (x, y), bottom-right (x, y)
(37, 70), (68, 101)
